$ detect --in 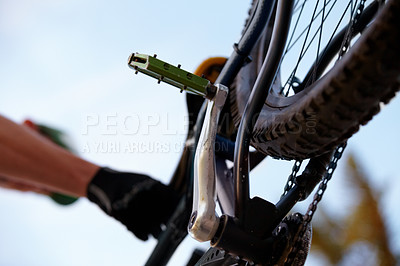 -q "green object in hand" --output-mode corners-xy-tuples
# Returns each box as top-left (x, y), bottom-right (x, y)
(50, 192), (79, 205)
(37, 123), (79, 206)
